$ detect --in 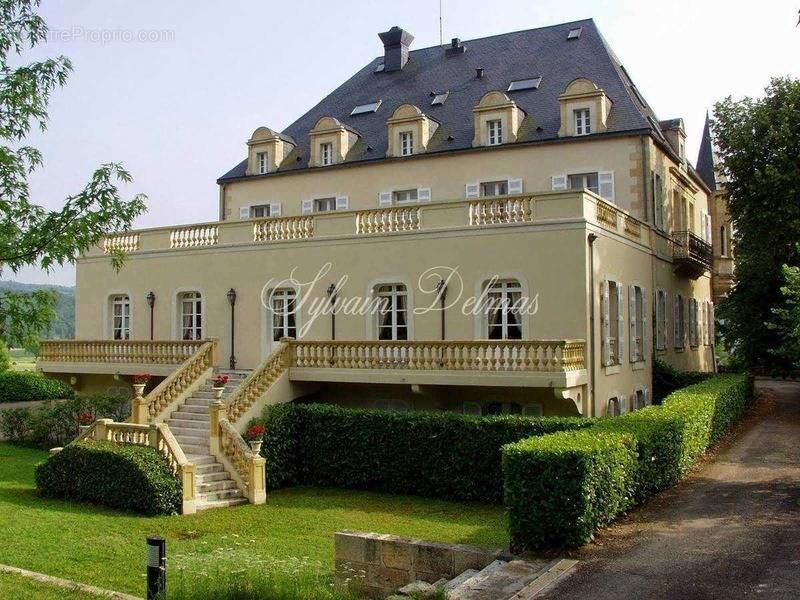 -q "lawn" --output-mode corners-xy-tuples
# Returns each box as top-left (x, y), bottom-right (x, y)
(8, 348), (36, 372)
(0, 571), (96, 600)
(0, 443), (508, 597)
